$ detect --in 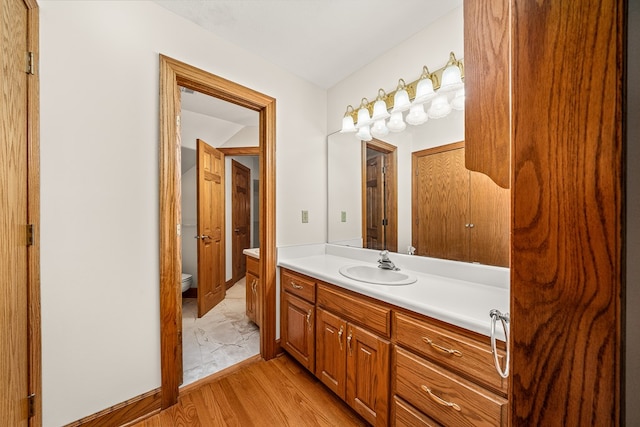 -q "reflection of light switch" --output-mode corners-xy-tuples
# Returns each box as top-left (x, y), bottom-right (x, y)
(341, 211), (347, 222)
(301, 210), (309, 223)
